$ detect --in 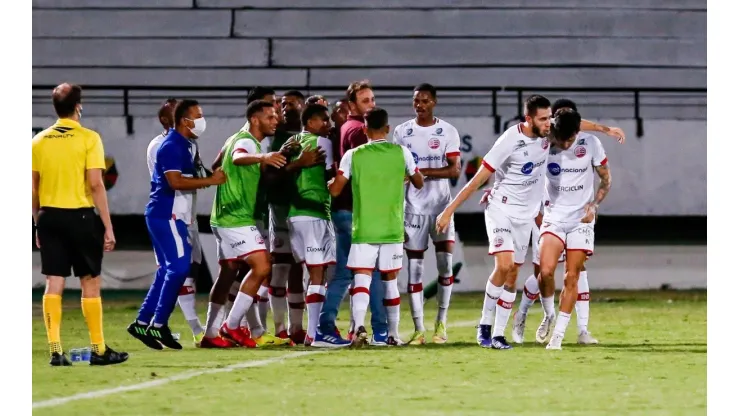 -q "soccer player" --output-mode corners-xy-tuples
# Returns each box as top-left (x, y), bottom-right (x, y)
(329, 107), (424, 346)
(33, 83), (128, 365)
(129, 99), (225, 350)
(437, 95), (553, 350)
(286, 104), (351, 347)
(321, 81), (389, 345)
(537, 107), (612, 350)
(203, 100), (282, 347)
(392, 83), (461, 345)
(140, 98), (206, 346)
(307, 94), (329, 107)
(512, 98), (599, 345)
